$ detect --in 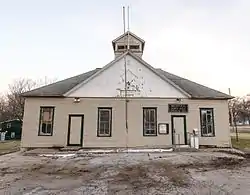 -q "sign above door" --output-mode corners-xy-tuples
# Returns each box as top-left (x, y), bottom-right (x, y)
(168, 104), (188, 113)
